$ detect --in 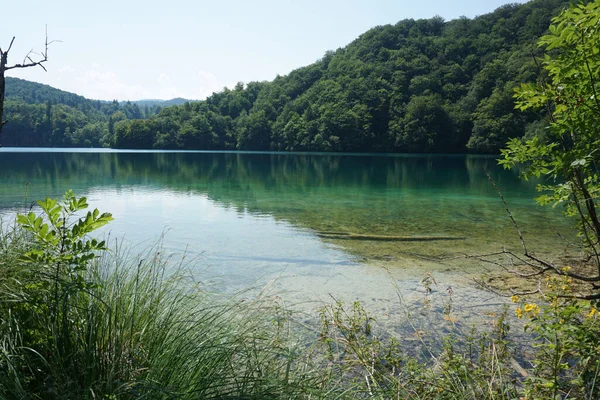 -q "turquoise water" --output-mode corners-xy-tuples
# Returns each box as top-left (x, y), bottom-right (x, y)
(0, 149), (575, 321)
